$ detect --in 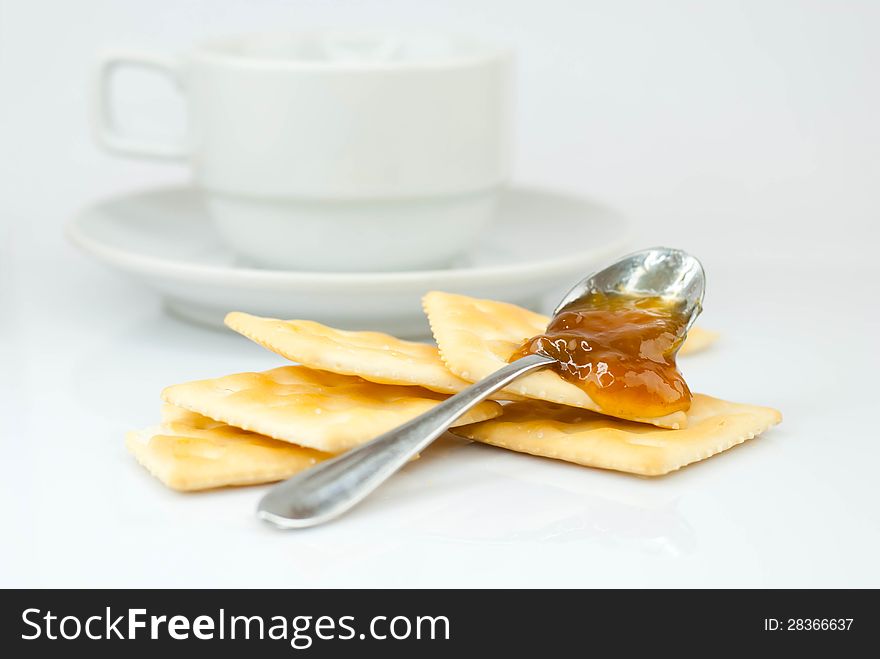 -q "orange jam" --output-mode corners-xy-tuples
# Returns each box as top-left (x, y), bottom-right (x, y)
(511, 292), (692, 418)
